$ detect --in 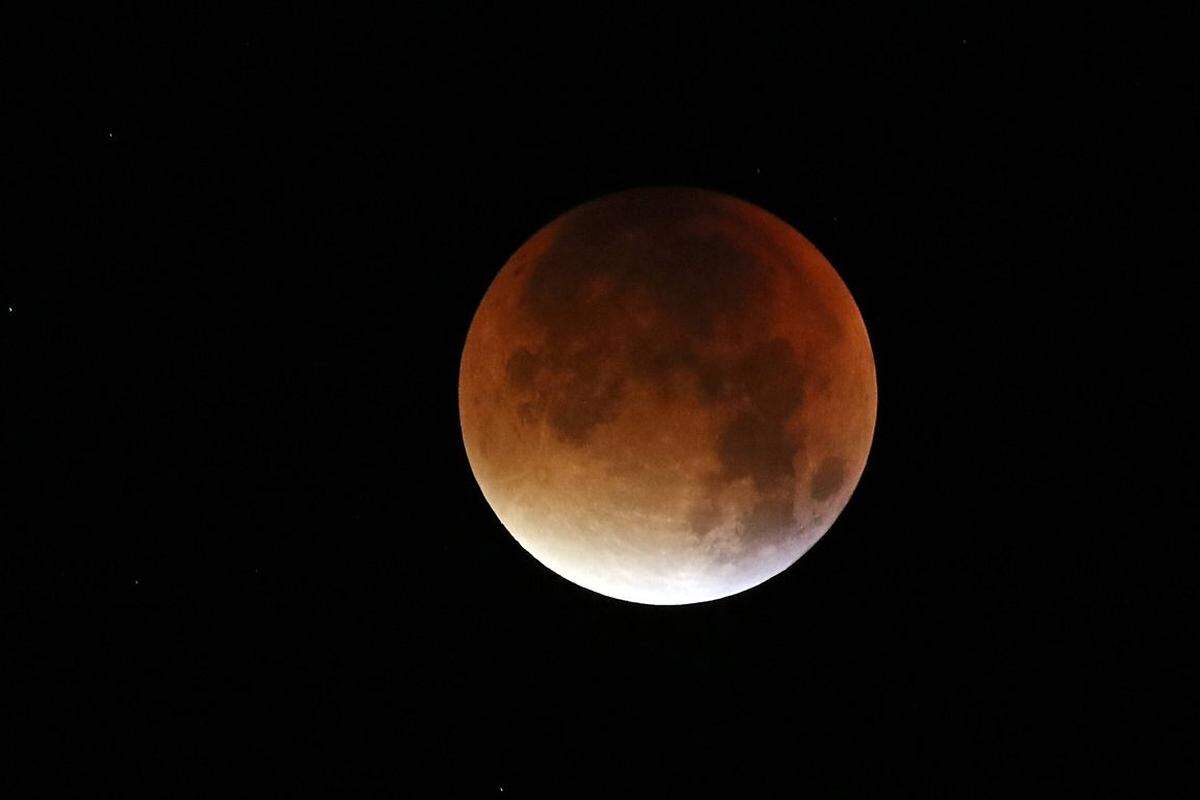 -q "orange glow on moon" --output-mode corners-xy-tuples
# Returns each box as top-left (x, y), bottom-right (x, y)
(459, 188), (876, 604)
